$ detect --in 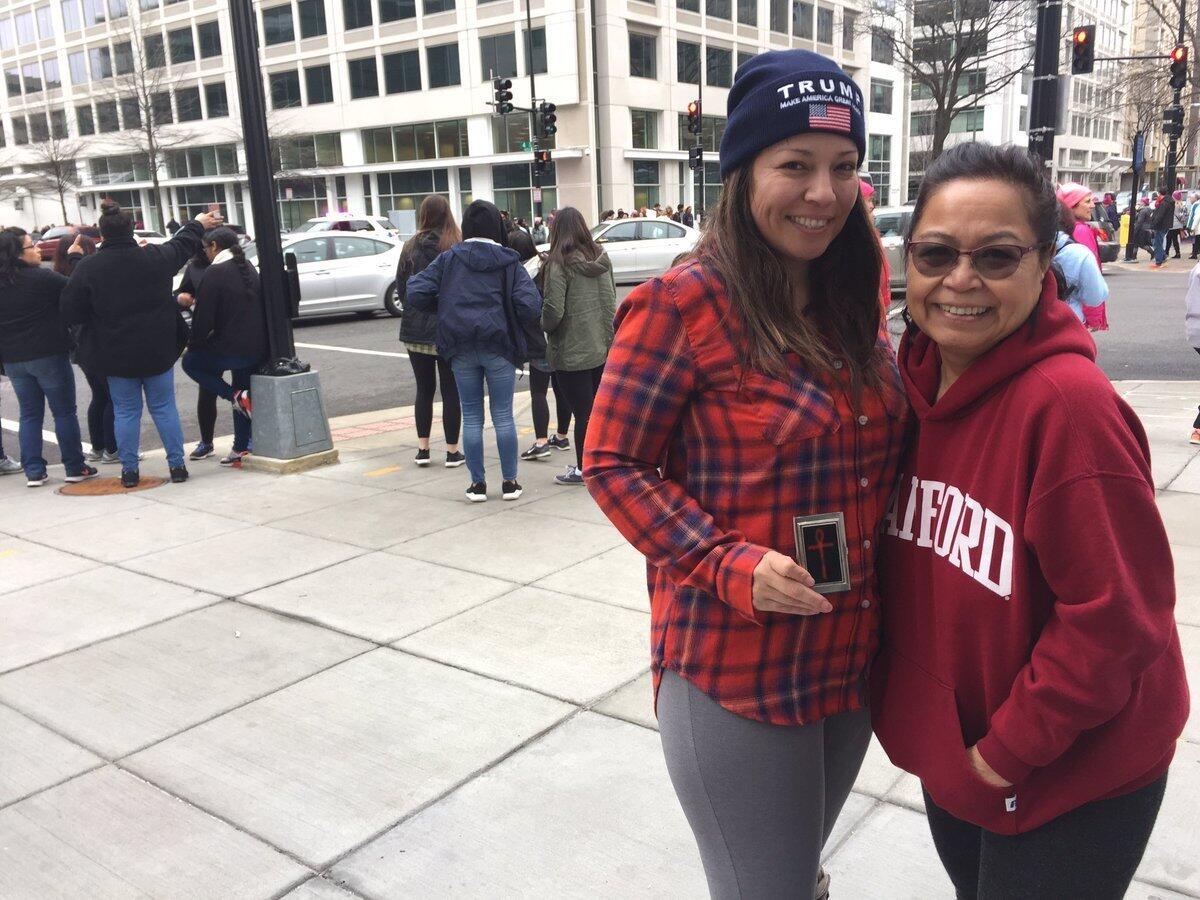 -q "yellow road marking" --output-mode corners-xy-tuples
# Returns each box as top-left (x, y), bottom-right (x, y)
(364, 465), (404, 478)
